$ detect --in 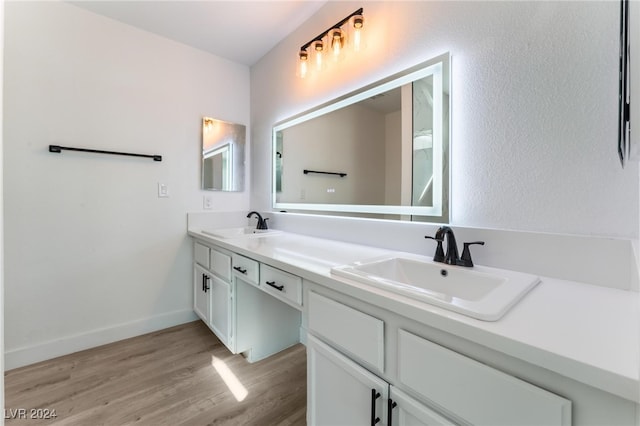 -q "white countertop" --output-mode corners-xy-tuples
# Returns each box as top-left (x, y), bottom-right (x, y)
(188, 228), (640, 404)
